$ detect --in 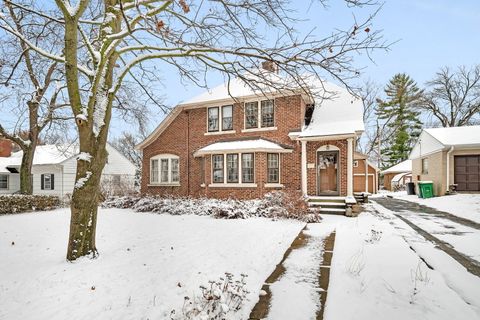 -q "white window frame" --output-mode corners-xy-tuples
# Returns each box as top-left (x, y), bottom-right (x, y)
(43, 174), (53, 190)
(149, 154), (180, 186)
(242, 99), (277, 132)
(0, 174), (8, 189)
(267, 153), (280, 184)
(206, 105), (235, 134)
(209, 152), (257, 187)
